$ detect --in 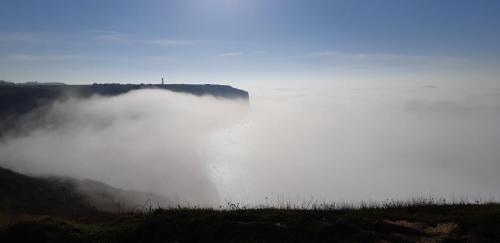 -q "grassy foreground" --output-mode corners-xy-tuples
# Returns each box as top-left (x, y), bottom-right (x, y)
(1, 166), (498, 242)
(1, 202), (500, 243)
